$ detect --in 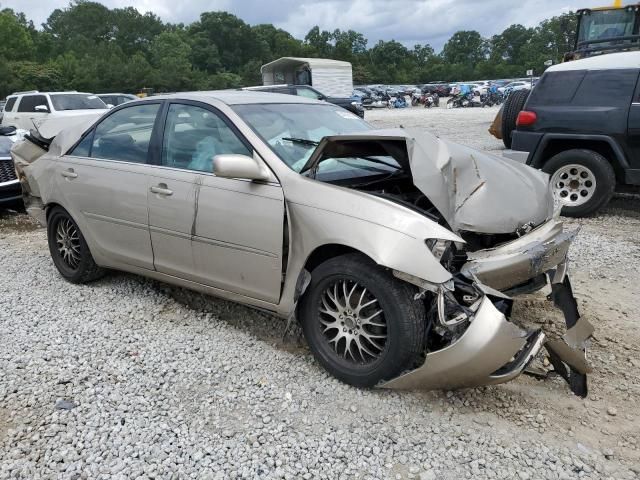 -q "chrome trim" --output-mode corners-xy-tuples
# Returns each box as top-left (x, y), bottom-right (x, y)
(0, 179), (19, 187)
(83, 212), (148, 231)
(149, 225), (277, 258)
